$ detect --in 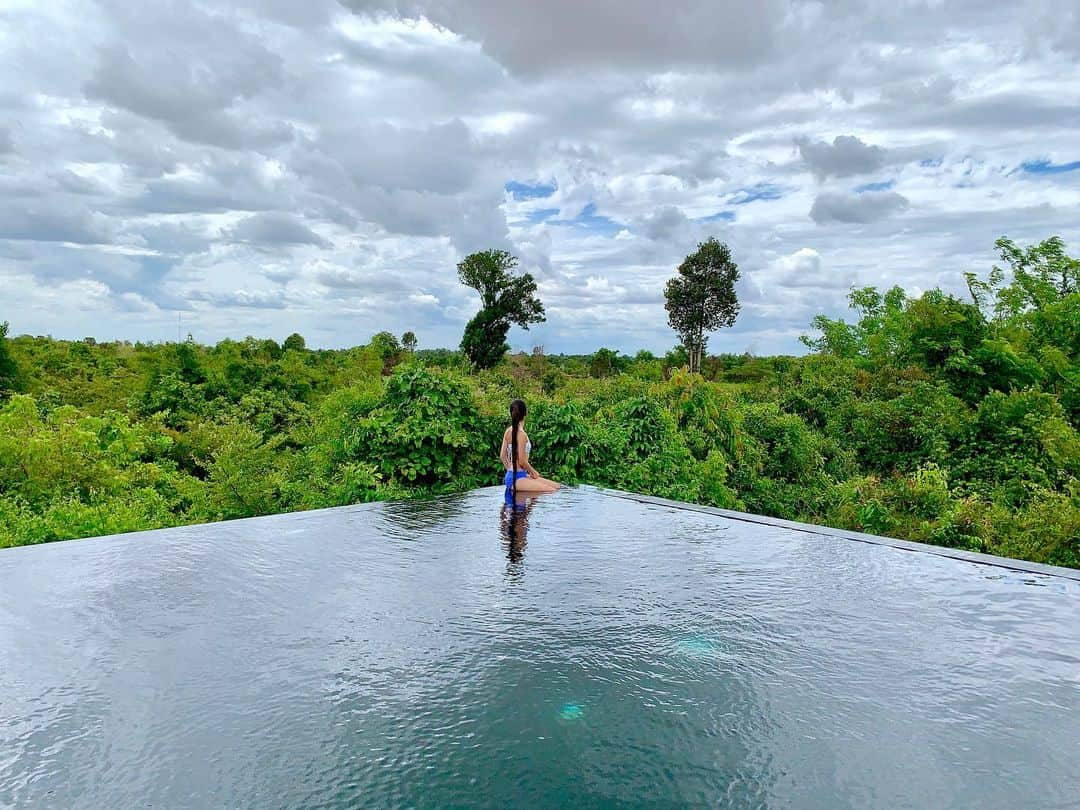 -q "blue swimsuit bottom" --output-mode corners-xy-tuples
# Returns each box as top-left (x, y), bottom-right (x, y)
(504, 469), (529, 488)
(504, 470), (529, 506)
